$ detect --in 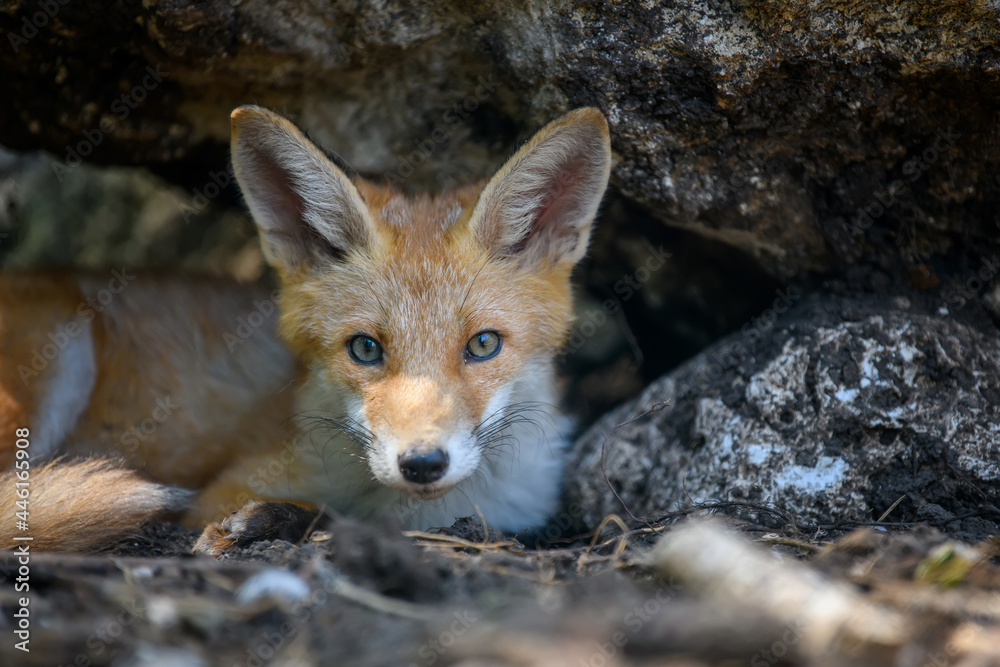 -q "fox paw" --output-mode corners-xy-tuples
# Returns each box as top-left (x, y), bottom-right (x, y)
(193, 501), (322, 557)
